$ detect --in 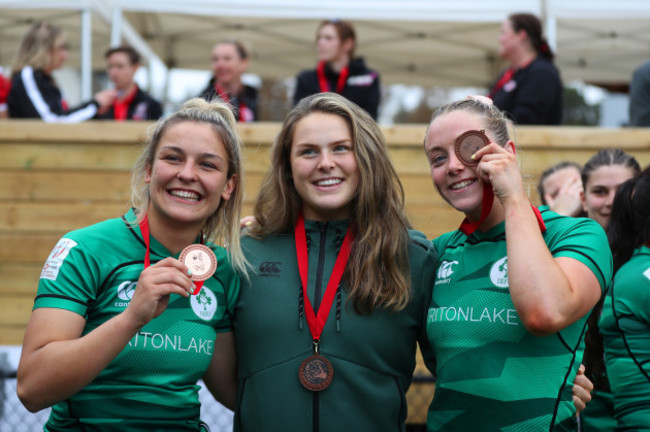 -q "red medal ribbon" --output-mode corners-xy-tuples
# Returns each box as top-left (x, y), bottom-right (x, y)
(317, 61), (349, 94)
(139, 215), (204, 295)
(295, 214), (353, 343)
(458, 186), (546, 235)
